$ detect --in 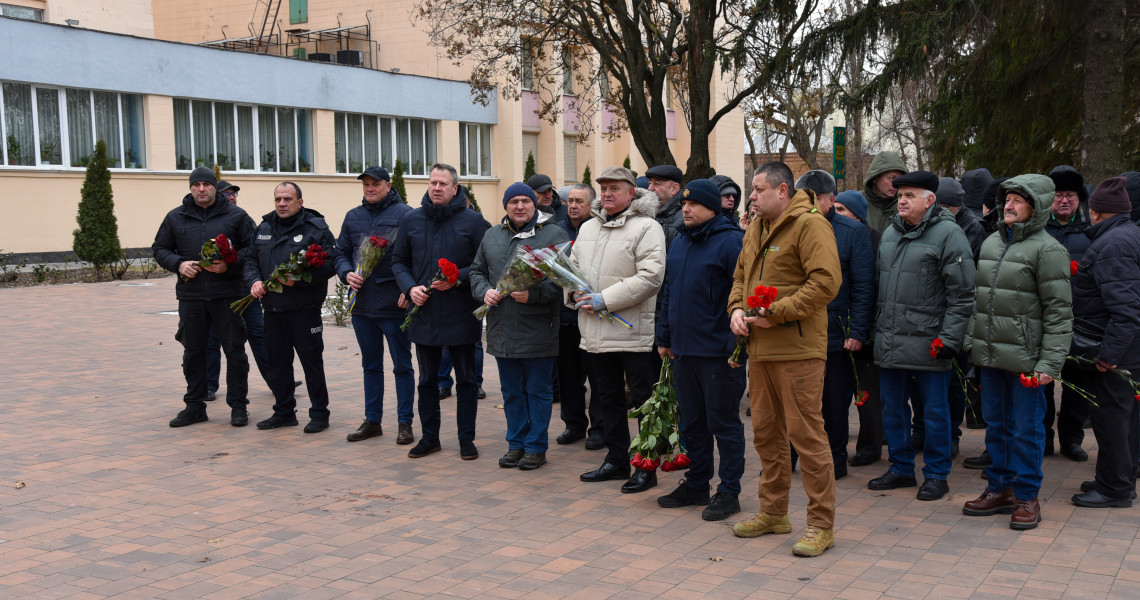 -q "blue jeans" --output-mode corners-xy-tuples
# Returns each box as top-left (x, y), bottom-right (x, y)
(207, 298), (269, 390)
(352, 314), (415, 425)
(496, 356), (555, 453)
(881, 368), (951, 480)
(438, 340), (484, 388)
(674, 355), (747, 495)
(979, 367), (1046, 499)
